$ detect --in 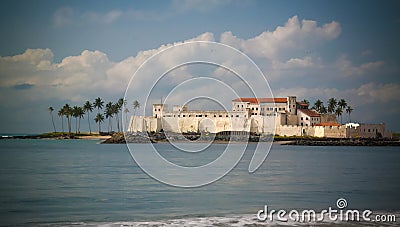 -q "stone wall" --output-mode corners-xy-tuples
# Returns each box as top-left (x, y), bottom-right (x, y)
(276, 125), (302, 136)
(323, 125), (346, 138)
(320, 114), (337, 123)
(128, 115), (389, 139)
(346, 123), (391, 138)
